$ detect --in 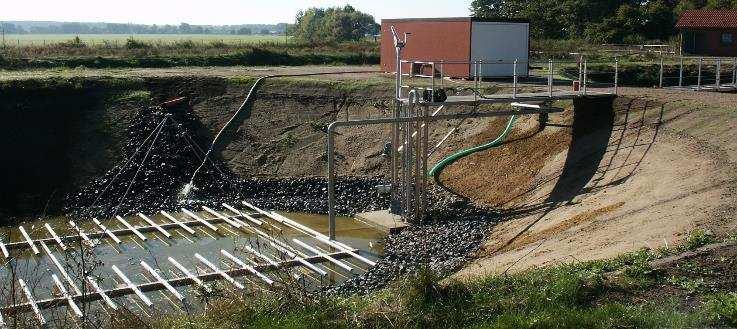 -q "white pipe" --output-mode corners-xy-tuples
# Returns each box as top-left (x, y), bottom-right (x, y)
(112, 265), (153, 307)
(40, 241), (82, 296)
(69, 221), (95, 246)
(87, 277), (118, 310)
(51, 274), (83, 318)
(195, 253), (244, 290)
(44, 223), (66, 251)
(220, 250), (274, 285)
(138, 213), (172, 238)
(168, 257), (211, 292)
(18, 225), (39, 255)
(115, 216), (147, 241)
(141, 261), (184, 301)
(181, 209), (219, 232)
(293, 239), (353, 272)
(160, 211), (196, 235)
(93, 218), (122, 244)
(202, 206), (243, 229)
(18, 279), (45, 325)
(222, 203), (263, 226)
